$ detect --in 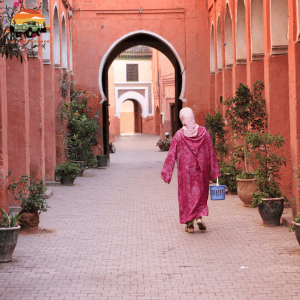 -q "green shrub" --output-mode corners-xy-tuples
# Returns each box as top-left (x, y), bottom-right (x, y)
(55, 161), (82, 180)
(7, 175), (47, 214)
(58, 74), (98, 167)
(247, 132), (287, 207)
